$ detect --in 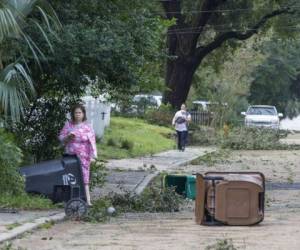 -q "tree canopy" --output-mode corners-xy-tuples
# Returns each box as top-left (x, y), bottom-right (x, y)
(160, 0), (300, 108)
(11, 0), (169, 161)
(249, 38), (300, 118)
